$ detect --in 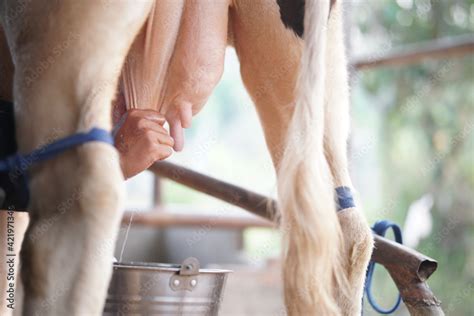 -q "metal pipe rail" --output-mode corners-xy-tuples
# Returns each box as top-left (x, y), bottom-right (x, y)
(149, 161), (445, 315)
